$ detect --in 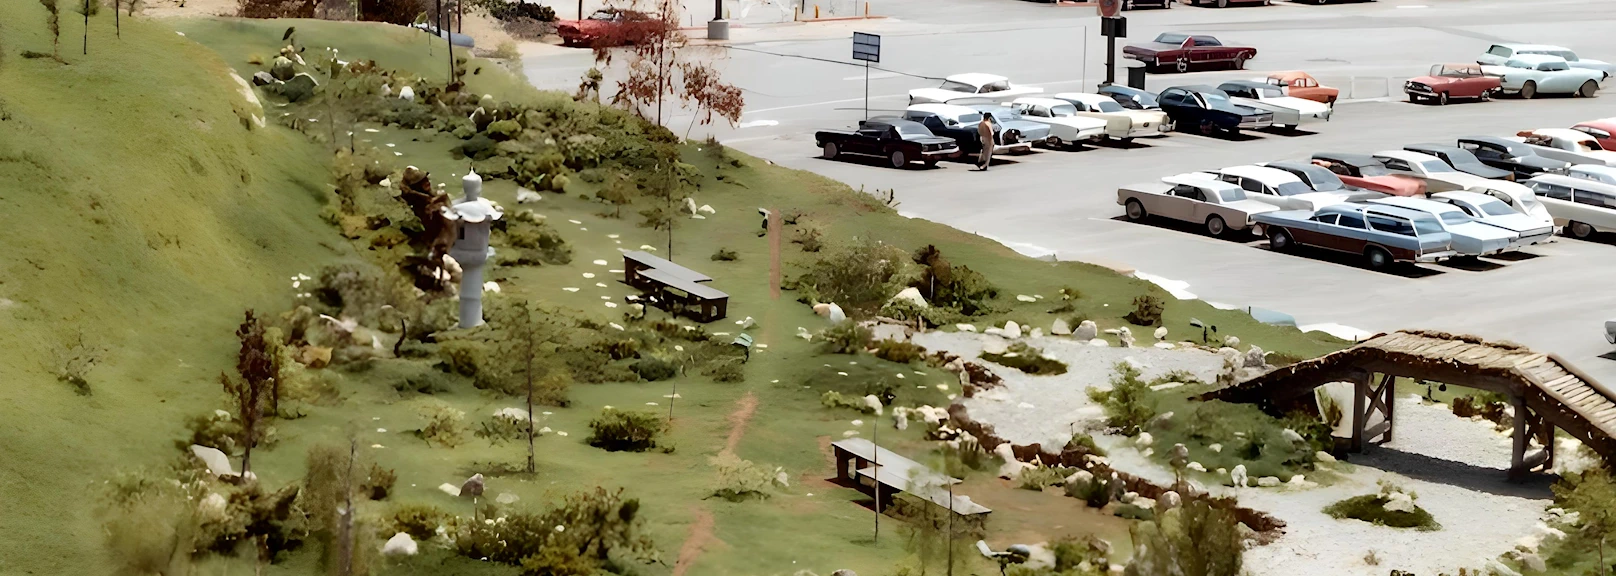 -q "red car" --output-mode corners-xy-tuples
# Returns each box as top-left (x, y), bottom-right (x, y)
(1123, 33), (1256, 74)
(1312, 154), (1426, 197)
(557, 8), (659, 48)
(1572, 118), (1616, 151)
(1403, 63), (1501, 105)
